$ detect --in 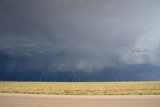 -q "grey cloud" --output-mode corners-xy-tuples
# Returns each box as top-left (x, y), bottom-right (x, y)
(0, 0), (160, 71)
